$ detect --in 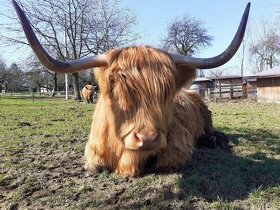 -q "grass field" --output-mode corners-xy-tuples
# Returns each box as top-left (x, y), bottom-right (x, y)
(0, 95), (279, 209)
